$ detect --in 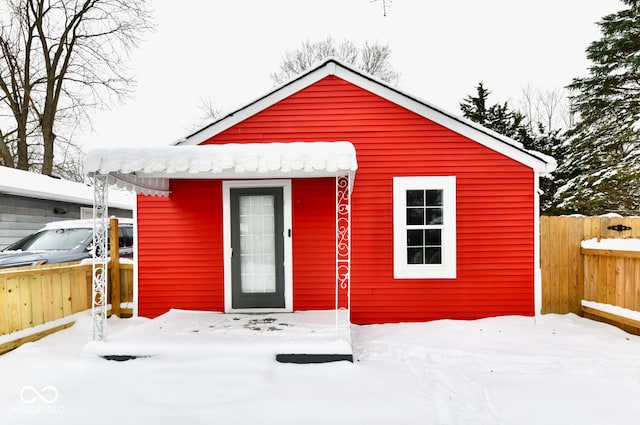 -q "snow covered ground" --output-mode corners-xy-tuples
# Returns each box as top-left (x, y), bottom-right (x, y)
(1, 310), (640, 425)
